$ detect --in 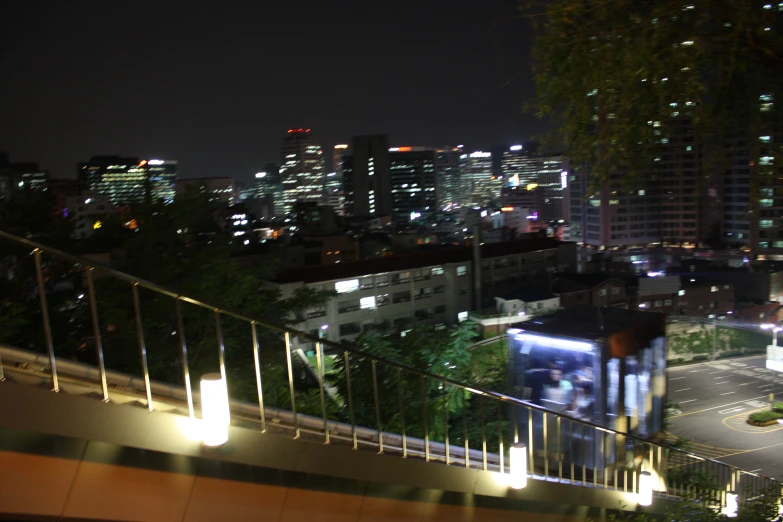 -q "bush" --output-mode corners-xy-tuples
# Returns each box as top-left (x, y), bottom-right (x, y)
(691, 354), (709, 361)
(748, 411), (783, 426)
(717, 350), (744, 359)
(773, 403), (783, 413)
